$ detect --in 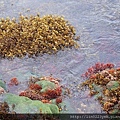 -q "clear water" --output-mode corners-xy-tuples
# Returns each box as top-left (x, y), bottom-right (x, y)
(0, 0), (120, 113)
